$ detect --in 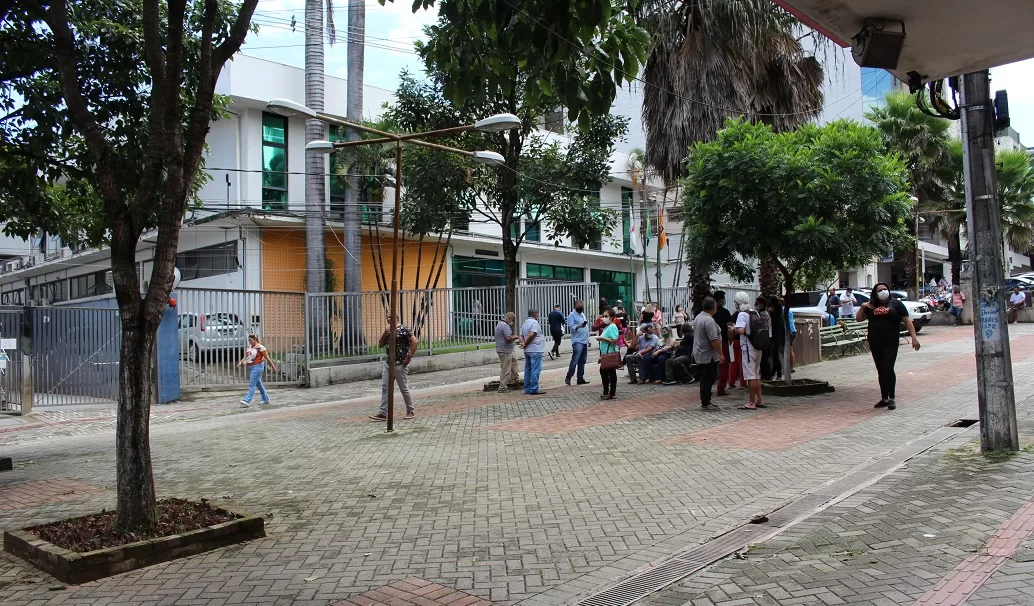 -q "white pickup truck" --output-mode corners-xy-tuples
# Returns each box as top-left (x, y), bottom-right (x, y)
(789, 289), (932, 331)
